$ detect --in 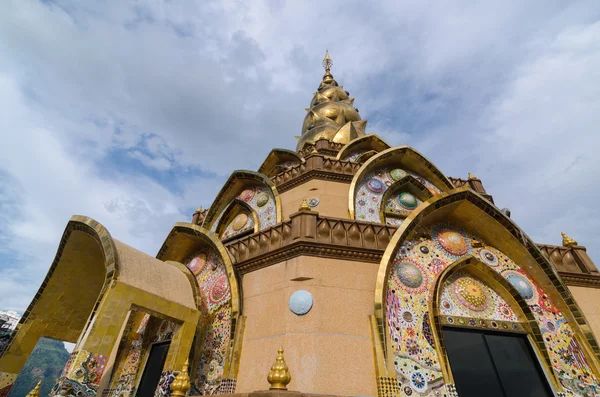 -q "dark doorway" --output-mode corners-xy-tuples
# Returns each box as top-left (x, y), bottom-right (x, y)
(443, 327), (553, 397)
(136, 341), (170, 397)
